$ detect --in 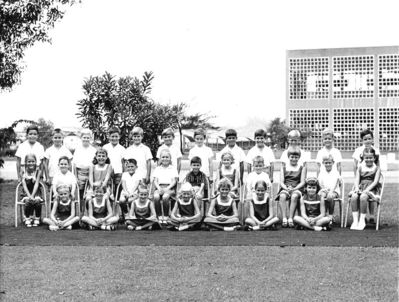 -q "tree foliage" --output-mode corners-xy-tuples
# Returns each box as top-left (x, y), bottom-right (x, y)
(267, 117), (312, 149)
(76, 72), (217, 157)
(1, 0), (74, 90)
